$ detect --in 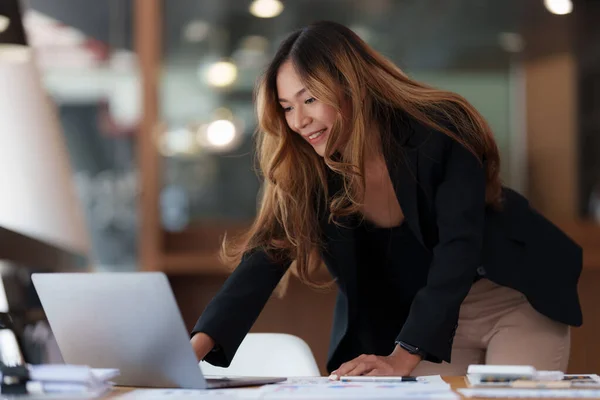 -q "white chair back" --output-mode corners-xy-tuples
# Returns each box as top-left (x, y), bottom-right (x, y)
(200, 333), (320, 377)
